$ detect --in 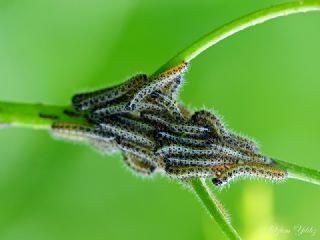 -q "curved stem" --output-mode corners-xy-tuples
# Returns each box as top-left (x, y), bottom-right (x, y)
(190, 178), (241, 240)
(153, 0), (320, 76)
